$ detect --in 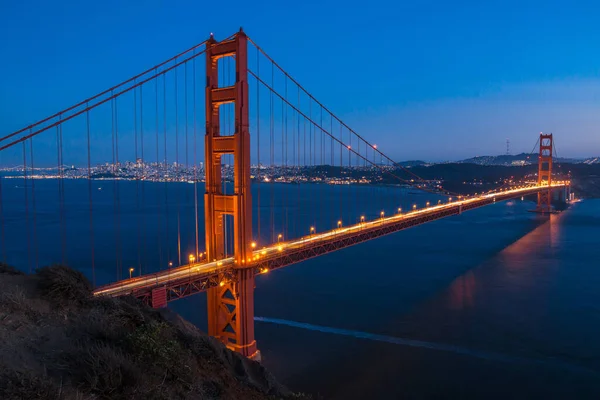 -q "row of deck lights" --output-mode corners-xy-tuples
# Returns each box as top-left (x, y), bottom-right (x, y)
(128, 184), (555, 284)
(168, 187), (541, 277)
(168, 194), (469, 272)
(182, 187), (533, 271)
